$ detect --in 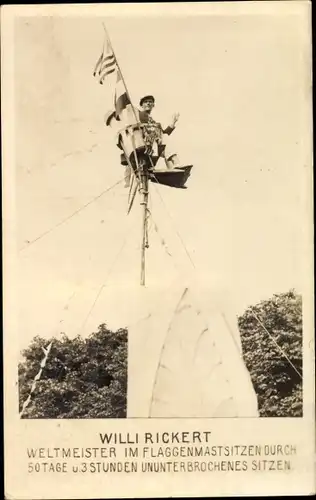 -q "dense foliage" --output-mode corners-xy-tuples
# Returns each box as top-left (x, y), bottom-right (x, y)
(19, 324), (127, 418)
(19, 290), (303, 419)
(238, 290), (302, 417)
